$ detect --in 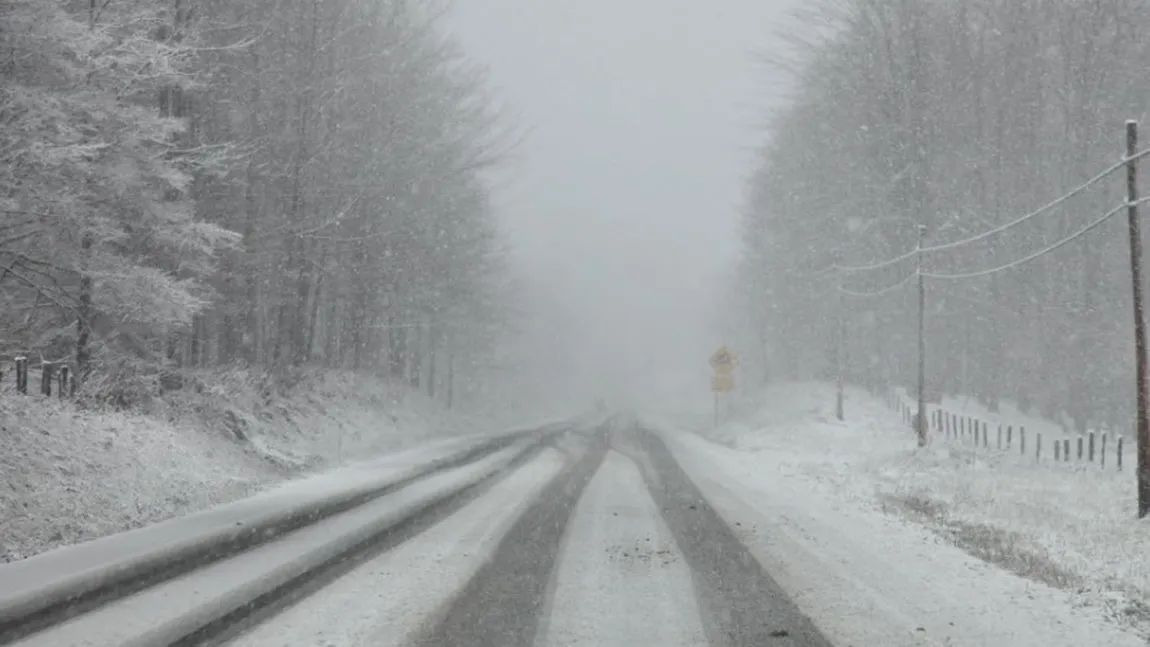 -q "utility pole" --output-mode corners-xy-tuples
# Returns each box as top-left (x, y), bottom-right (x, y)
(916, 223), (927, 447)
(1124, 120), (1150, 518)
(835, 282), (845, 421)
